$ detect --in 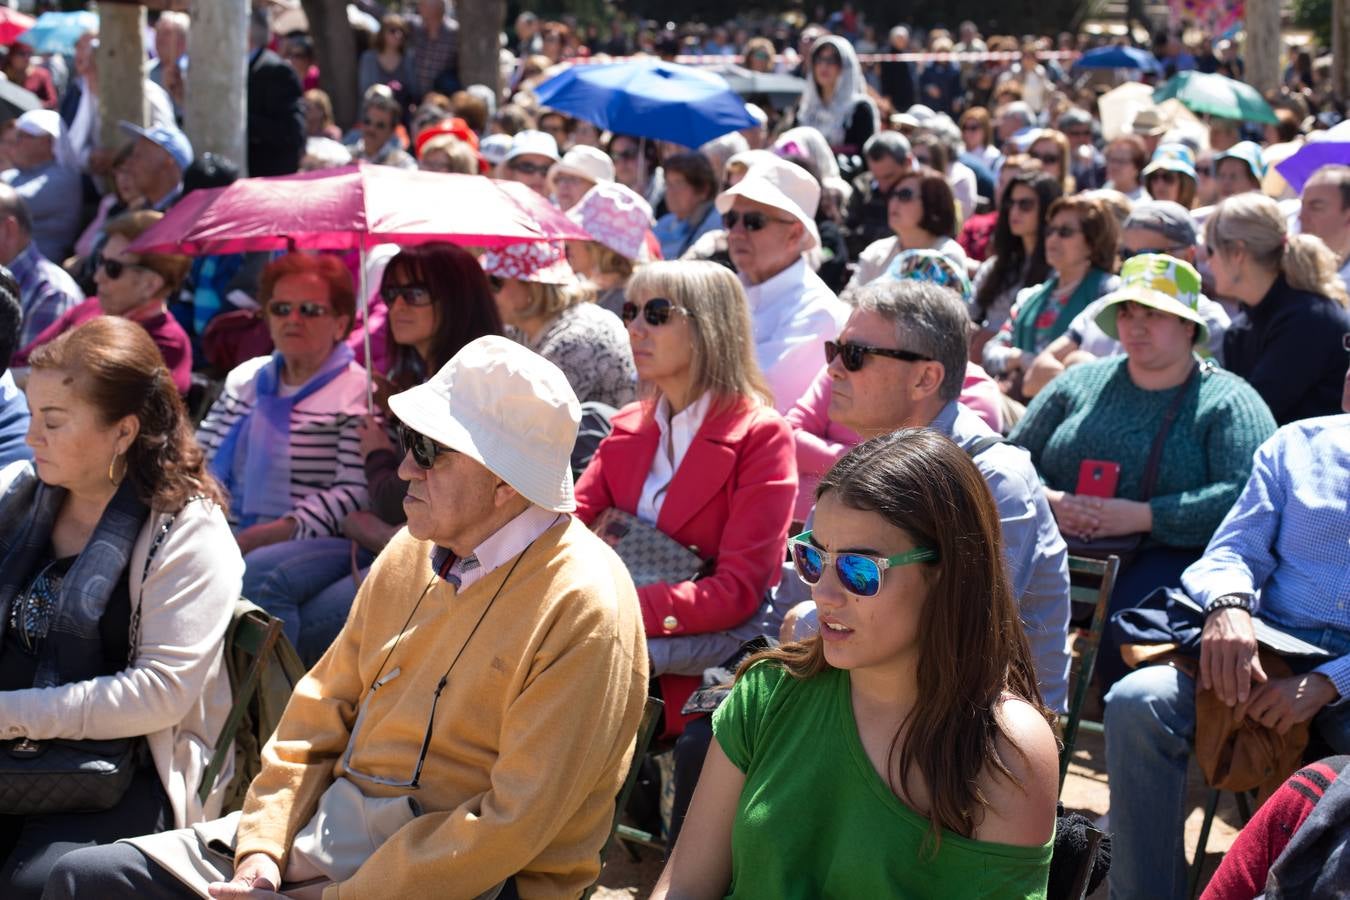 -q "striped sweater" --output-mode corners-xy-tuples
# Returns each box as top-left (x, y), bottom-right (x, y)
(196, 355), (370, 539)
